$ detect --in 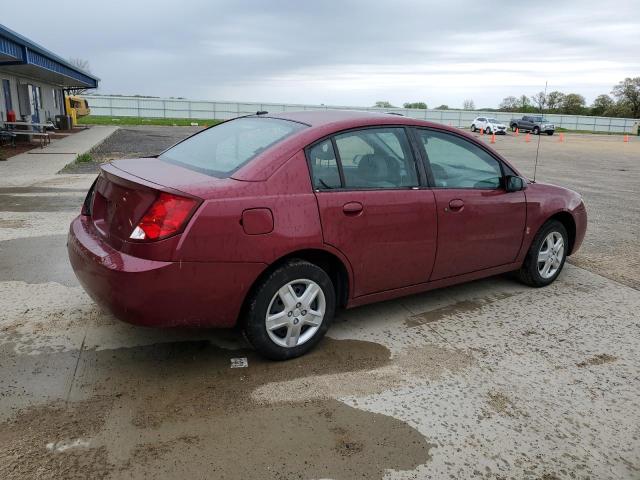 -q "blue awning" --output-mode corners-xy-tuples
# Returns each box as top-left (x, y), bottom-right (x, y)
(0, 23), (99, 89)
